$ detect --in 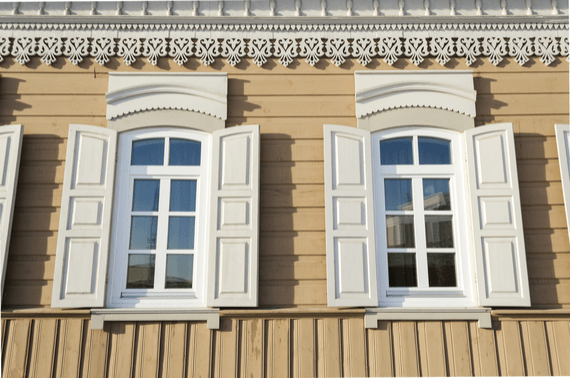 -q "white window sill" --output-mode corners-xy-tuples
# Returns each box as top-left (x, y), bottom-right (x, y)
(90, 308), (220, 330)
(364, 308), (492, 329)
